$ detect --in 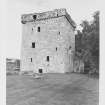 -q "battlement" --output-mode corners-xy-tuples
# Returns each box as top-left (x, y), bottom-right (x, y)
(21, 8), (76, 28)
